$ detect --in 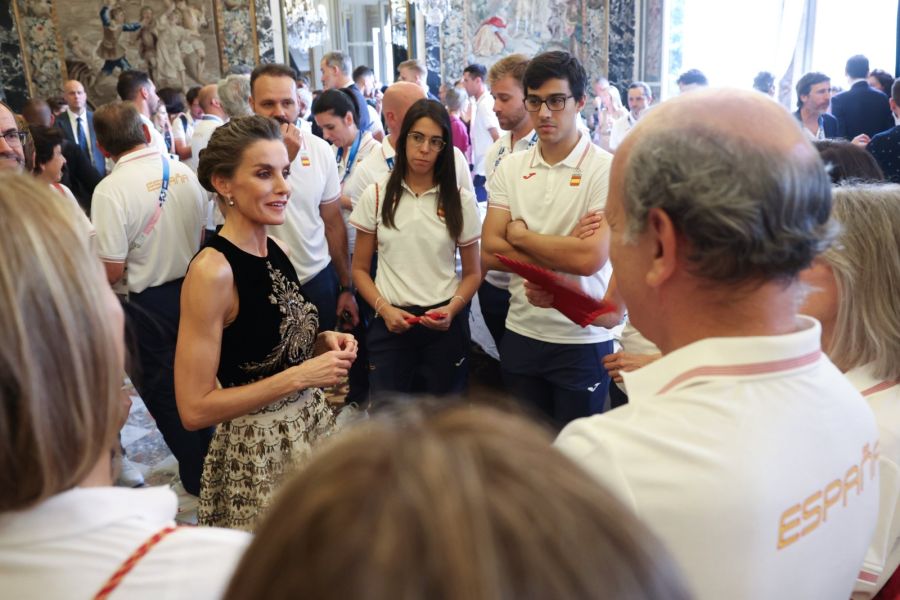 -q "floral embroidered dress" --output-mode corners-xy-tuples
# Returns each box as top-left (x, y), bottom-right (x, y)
(198, 236), (337, 531)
